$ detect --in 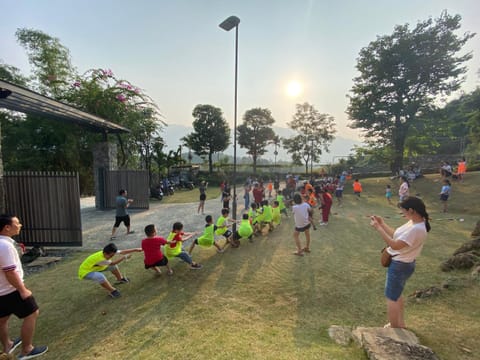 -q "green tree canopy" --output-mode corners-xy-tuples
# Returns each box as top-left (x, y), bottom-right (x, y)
(283, 102), (336, 174)
(347, 11), (475, 173)
(182, 104), (230, 174)
(237, 107), (276, 174)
